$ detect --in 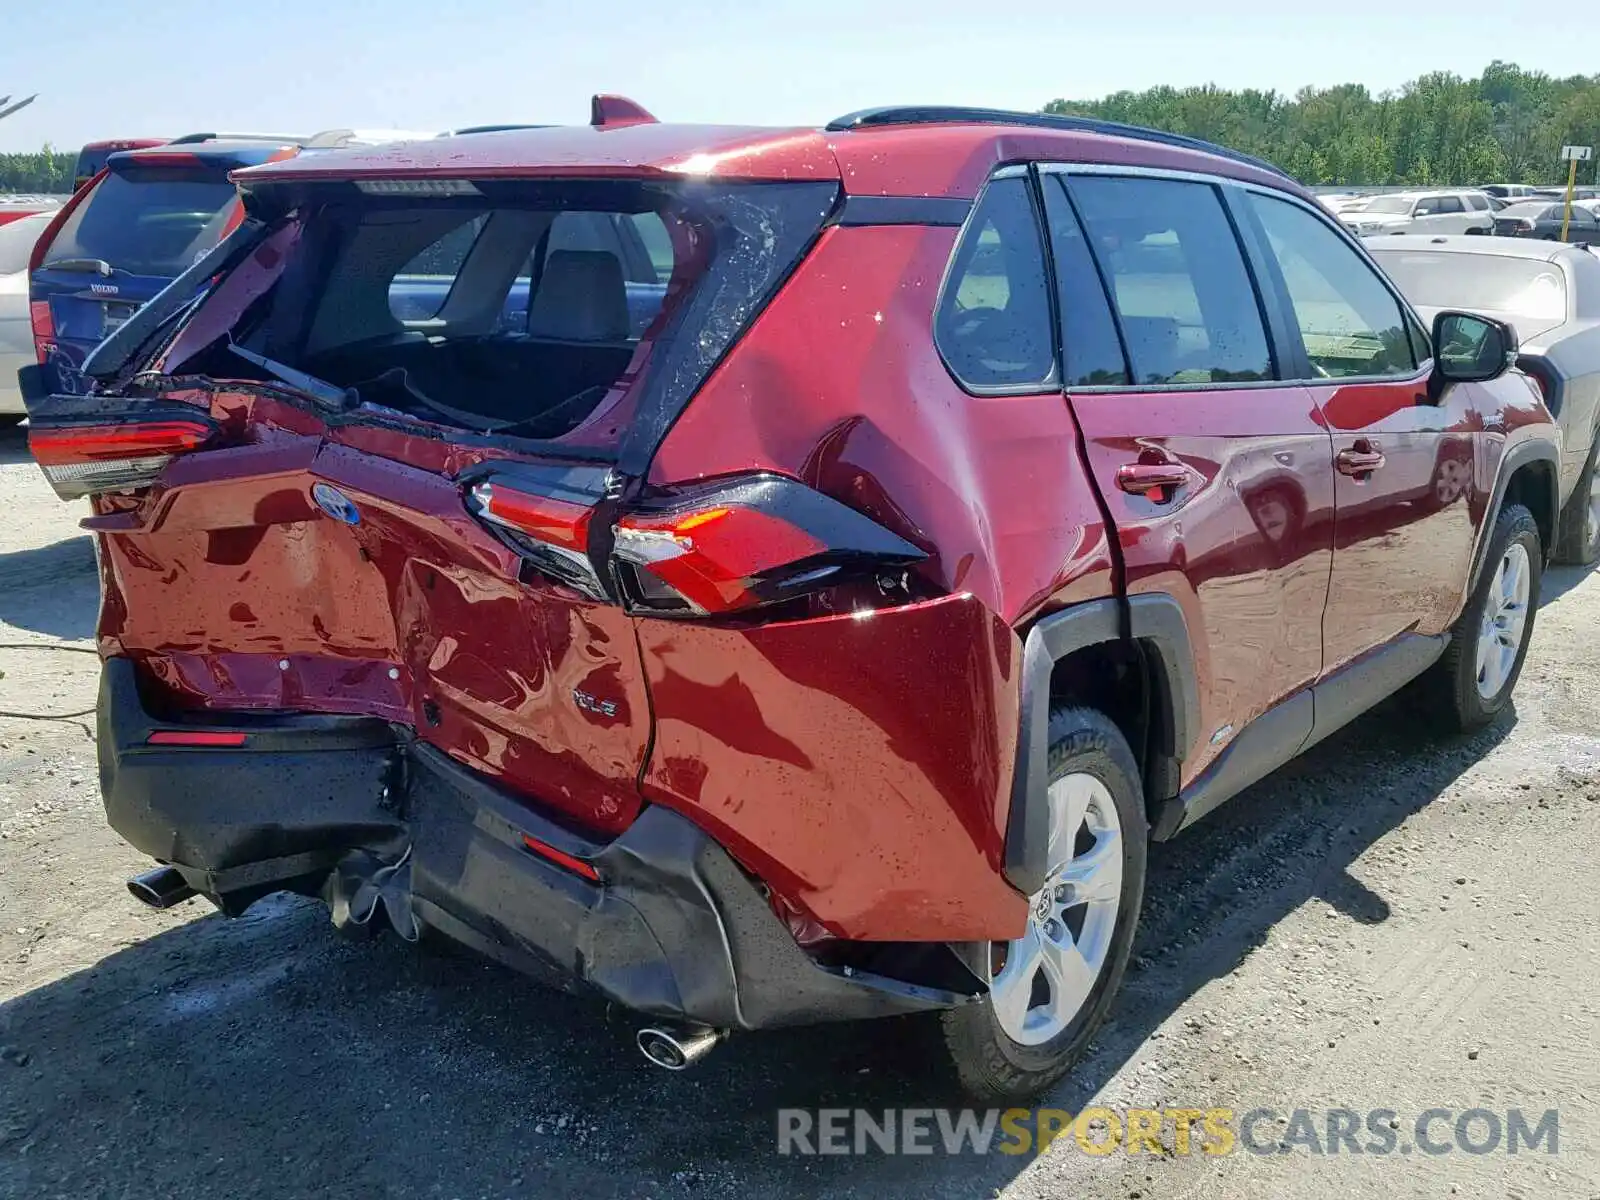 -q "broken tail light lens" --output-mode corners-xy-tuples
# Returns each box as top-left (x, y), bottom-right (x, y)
(466, 475), (608, 600)
(28, 417), (215, 500)
(612, 474), (926, 616)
